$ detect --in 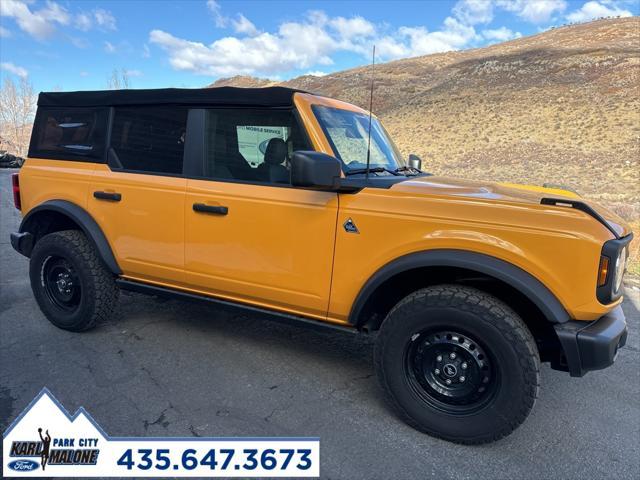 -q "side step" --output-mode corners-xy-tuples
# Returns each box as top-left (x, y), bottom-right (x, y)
(115, 278), (357, 335)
